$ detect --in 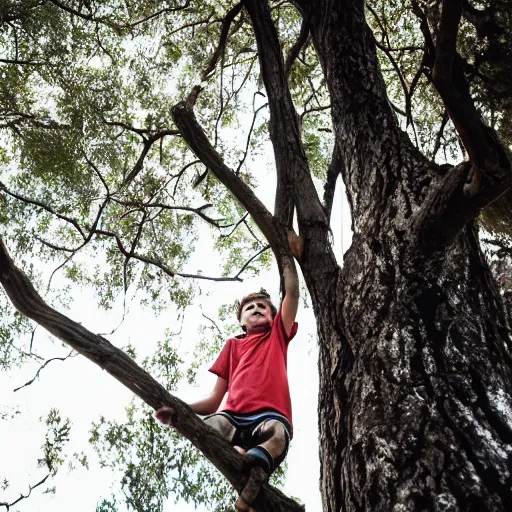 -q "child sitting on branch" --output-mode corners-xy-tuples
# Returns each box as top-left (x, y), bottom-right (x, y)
(155, 237), (300, 512)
